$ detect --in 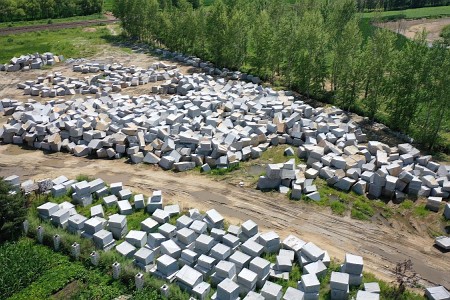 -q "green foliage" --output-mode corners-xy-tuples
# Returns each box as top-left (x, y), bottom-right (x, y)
(413, 204), (430, 217)
(330, 201), (347, 216)
(351, 199), (375, 220)
(76, 174), (94, 182)
(0, 239), (55, 298)
(399, 199), (414, 210)
(442, 24), (450, 44)
(209, 163), (240, 175)
(0, 0), (103, 23)
(0, 179), (27, 243)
